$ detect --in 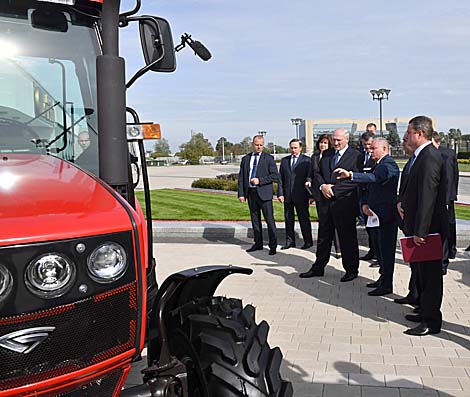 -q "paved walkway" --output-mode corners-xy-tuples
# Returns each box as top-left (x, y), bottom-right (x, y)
(127, 240), (470, 397)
